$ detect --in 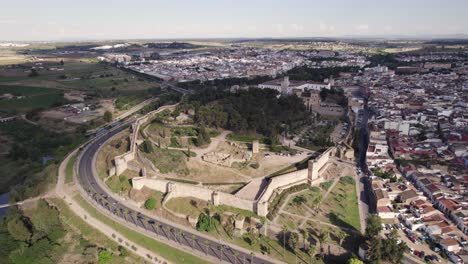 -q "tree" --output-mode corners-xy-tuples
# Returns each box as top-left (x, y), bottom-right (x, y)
(142, 140), (154, 153)
(302, 229), (310, 250)
(365, 215), (382, 239)
(287, 231), (299, 251)
(337, 230), (348, 251)
(281, 225), (288, 256)
(144, 198), (157, 210)
(98, 249), (113, 264)
(7, 217), (31, 242)
(317, 230), (330, 254)
(348, 256), (364, 264)
(366, 237), (382, 264)
(103, 111), (113, 122)
(29, 68), (39, 77)
(308, 244), (316, 264)
(118, 245), (128, 257)
(196, 213), (215, 232)
(293, 195), (306, 205)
